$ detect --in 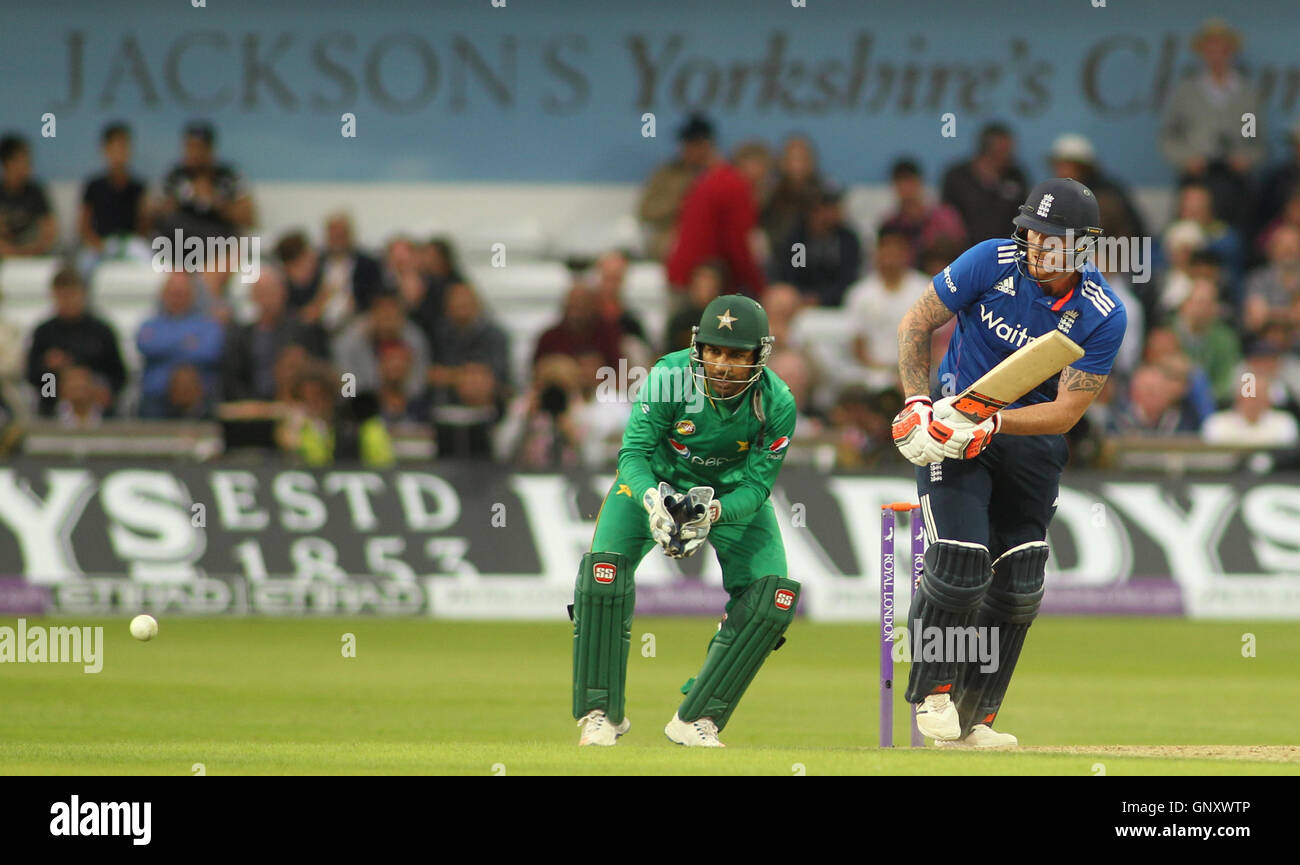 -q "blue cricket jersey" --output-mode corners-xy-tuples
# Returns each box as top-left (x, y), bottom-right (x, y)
(932, 238), (1128, 408)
